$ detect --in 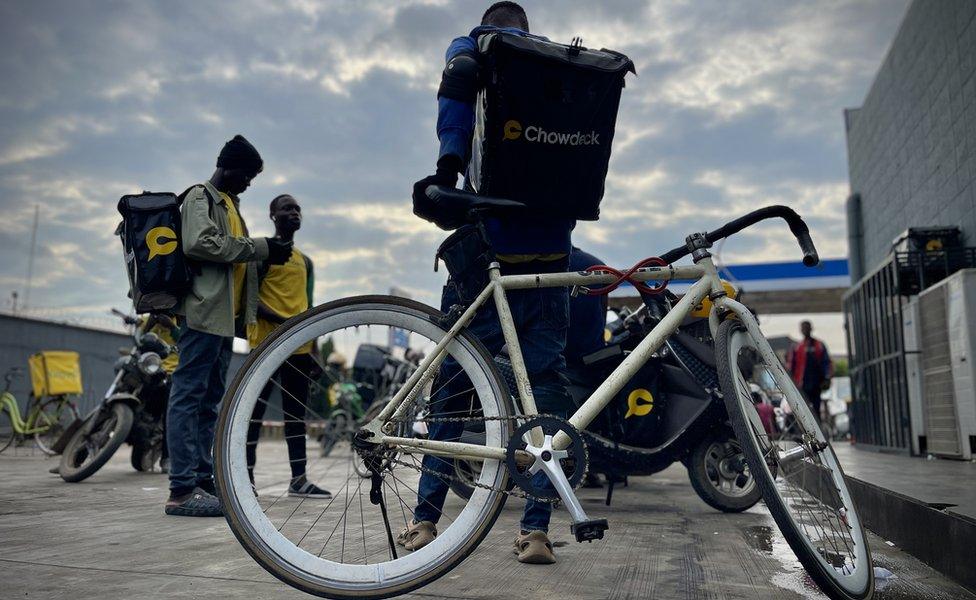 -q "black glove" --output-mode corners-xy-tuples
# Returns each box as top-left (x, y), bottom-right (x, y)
(265, 237), (294, 265)
(413, 155), (463, 228)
